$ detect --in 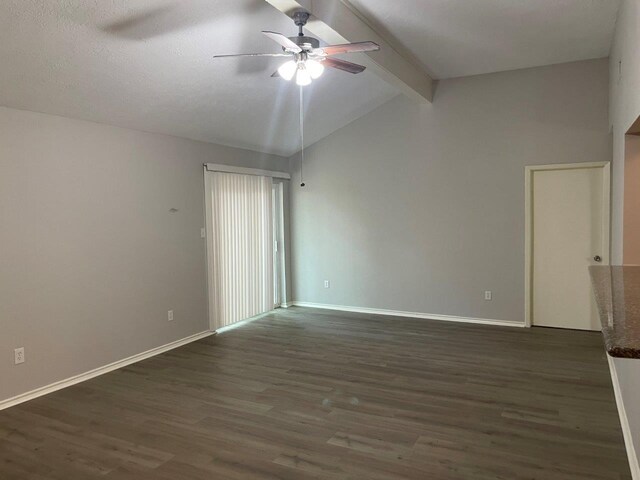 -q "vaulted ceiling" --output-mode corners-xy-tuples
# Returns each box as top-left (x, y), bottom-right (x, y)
(348, 0), (621, 79)
(0, 0), (622, 156)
